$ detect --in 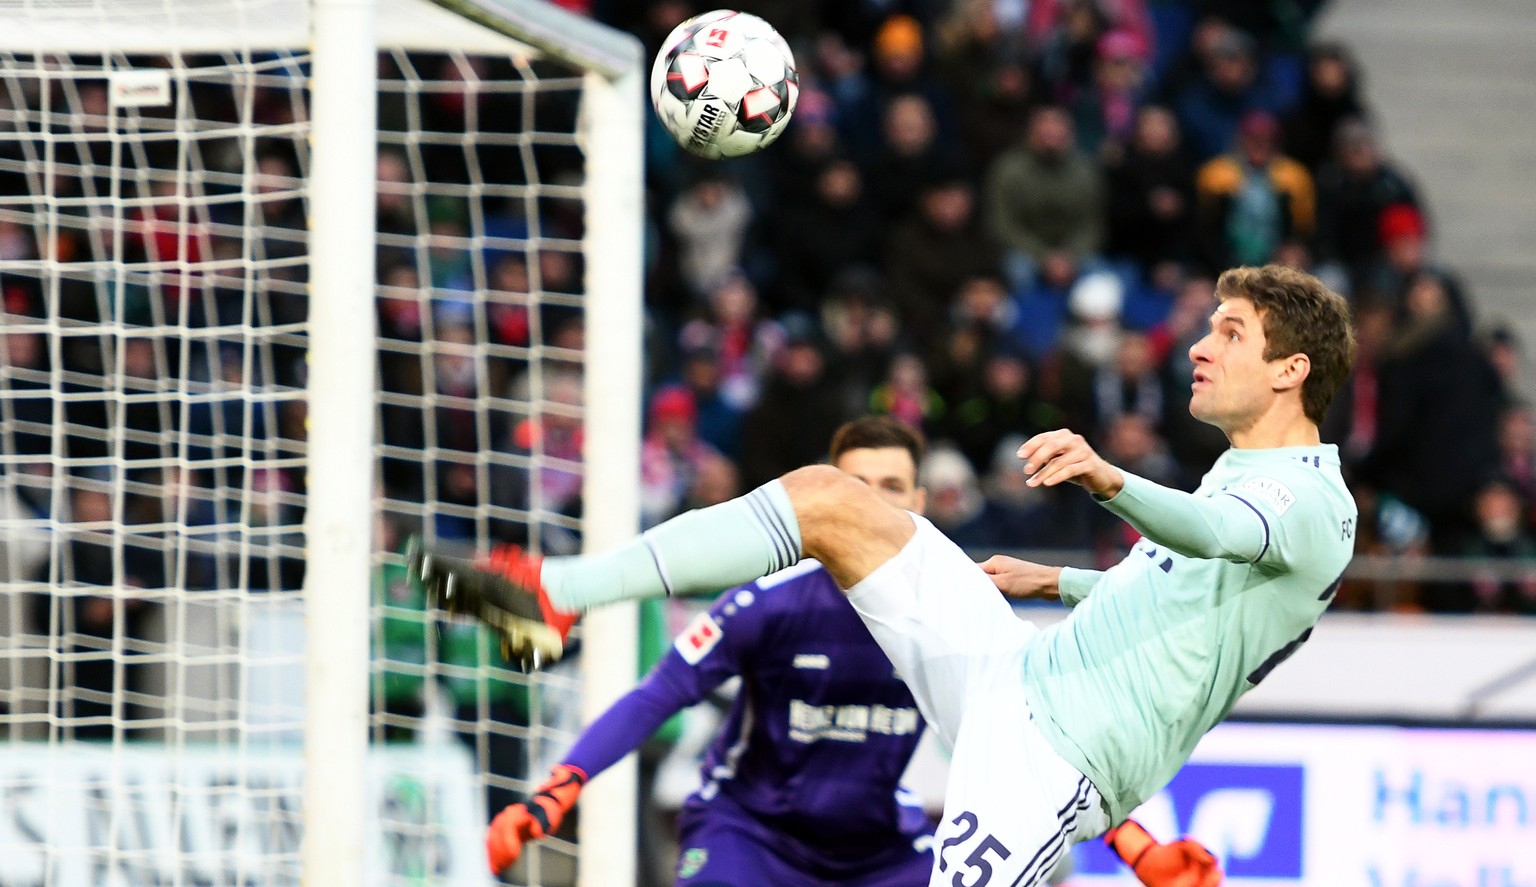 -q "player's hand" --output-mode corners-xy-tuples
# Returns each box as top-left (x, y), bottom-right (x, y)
(485, 763), (587, 875)
(1017, 429), (1124, 498)
(979, 555), (1062, 600)
(1106, 820), (1223, 887)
